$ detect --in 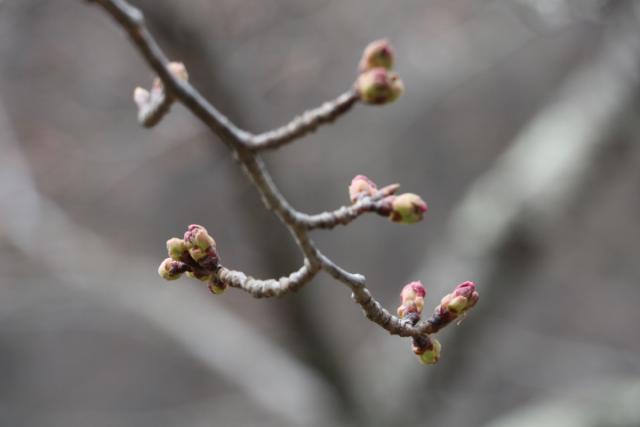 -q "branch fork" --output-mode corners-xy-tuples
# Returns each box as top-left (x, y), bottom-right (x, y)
(89, 0), (479, 364)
